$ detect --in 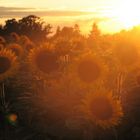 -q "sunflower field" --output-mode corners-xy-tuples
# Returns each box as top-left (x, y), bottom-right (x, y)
(0, 17), (140, 140)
